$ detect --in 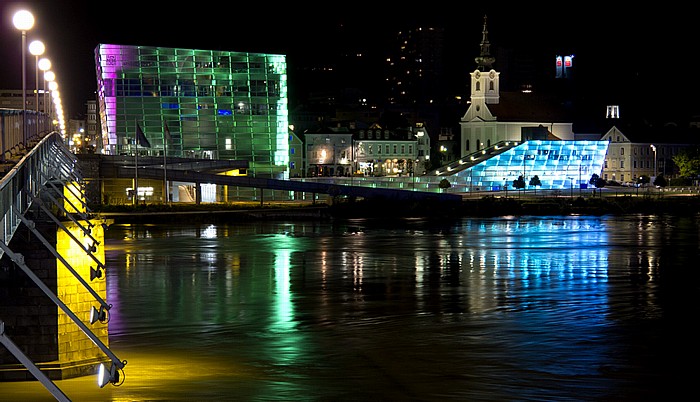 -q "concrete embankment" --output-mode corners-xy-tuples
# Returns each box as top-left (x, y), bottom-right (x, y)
(92, 194), (700, 224)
